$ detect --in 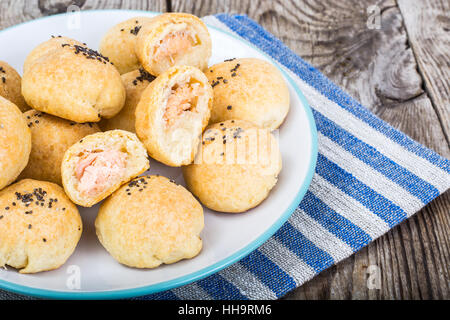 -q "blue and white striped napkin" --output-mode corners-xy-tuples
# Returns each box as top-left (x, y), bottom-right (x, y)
(2, 13), (449, 300)
(136, 14), (450, 300)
